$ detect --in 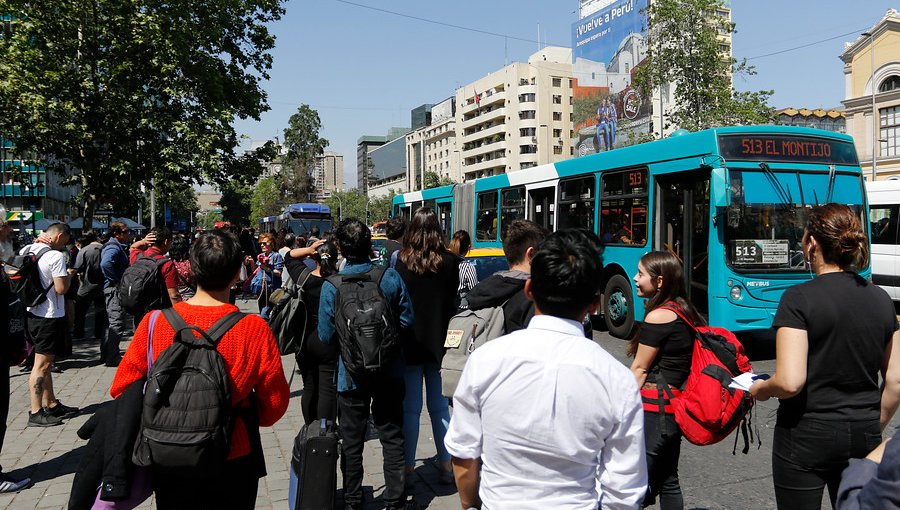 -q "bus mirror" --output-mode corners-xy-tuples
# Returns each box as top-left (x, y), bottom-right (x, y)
(711, 167), (731, 207)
